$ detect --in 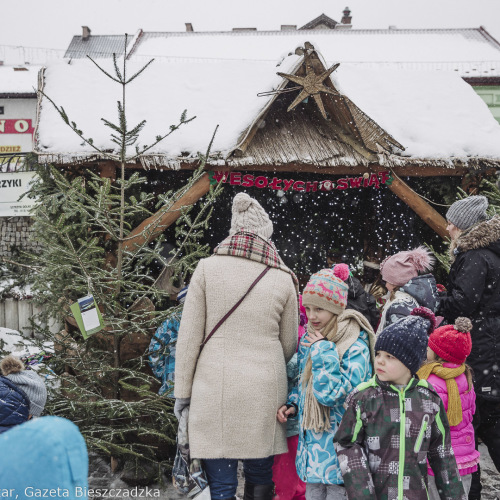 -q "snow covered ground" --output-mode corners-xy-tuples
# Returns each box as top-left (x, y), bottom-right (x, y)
(478, 443), (500, 499)
(2, 327), (499, 497)
(0, 327), (53, 356)
(90, 448), (500, 499)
